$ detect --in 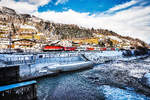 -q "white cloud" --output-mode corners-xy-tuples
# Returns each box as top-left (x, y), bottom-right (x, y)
(109, 0), (138, 12)
(21, 0), (50, 6)
(0, 0), (51, 14)
(55, 0), (68, 5)
(33, 1), (150, 43)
